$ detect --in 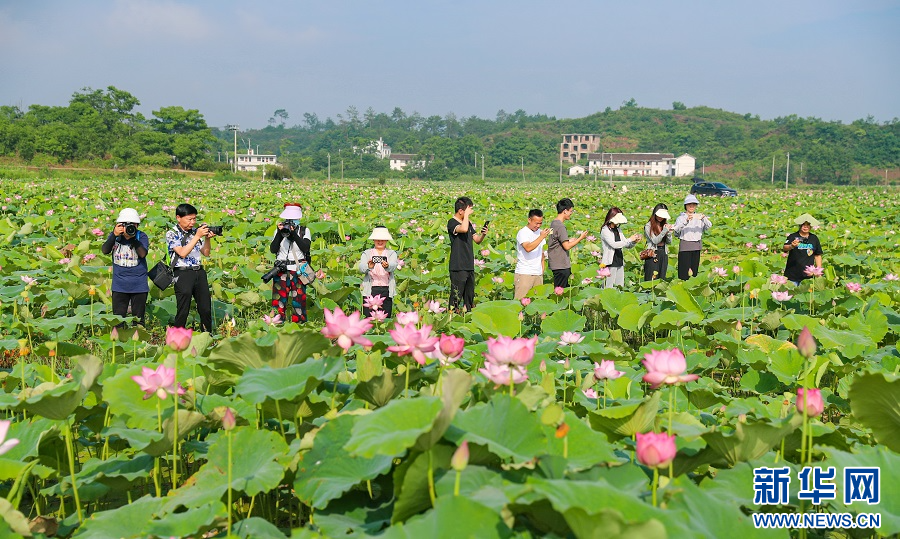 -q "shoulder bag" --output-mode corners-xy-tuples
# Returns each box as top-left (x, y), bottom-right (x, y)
(148, 229), (187, 290)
